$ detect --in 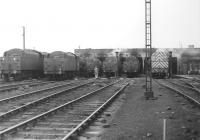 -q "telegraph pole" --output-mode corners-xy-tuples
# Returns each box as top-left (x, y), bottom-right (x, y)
(22, 26), (25, 50)
(144, 0), (154, 99)
(115, 52), (119, 78)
